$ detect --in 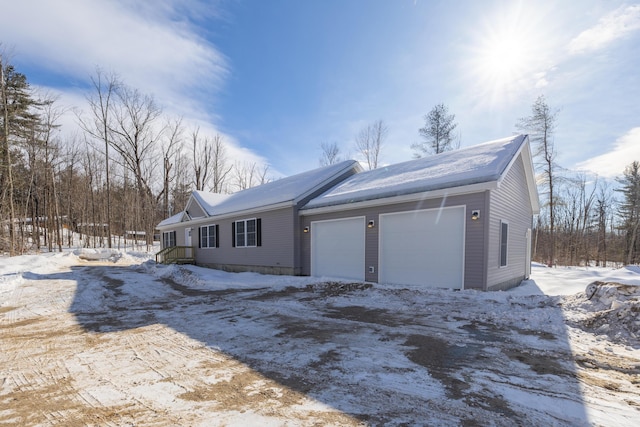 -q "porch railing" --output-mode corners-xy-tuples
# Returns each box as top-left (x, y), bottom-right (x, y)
(155, 246), (195, 264)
